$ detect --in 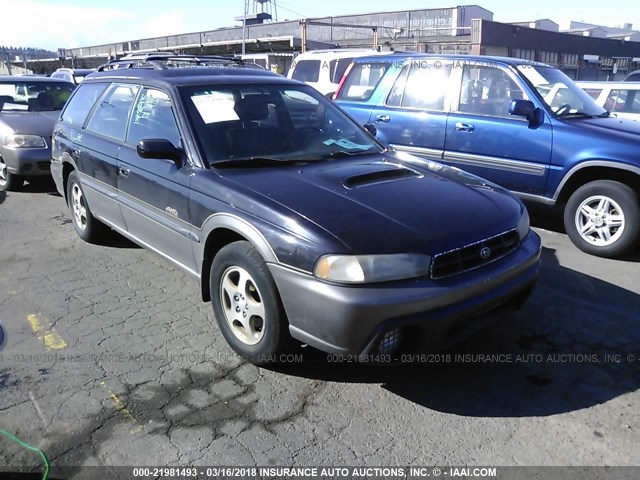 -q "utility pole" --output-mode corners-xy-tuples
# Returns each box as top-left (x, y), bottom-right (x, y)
(242, 0), (248, 55)
(2, 48), (12, 75)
